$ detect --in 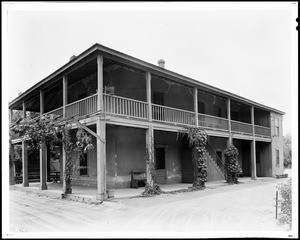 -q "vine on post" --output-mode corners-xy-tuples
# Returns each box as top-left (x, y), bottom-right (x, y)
(178, 127), (208, 190)
(142, 136), (164, 196)
(224, 145), (241, 184)
(9, 115), (94, 195)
